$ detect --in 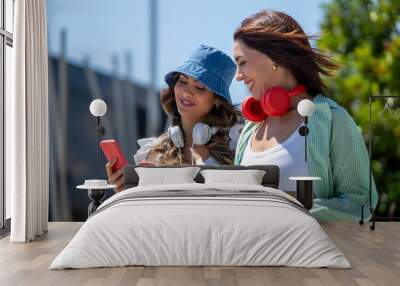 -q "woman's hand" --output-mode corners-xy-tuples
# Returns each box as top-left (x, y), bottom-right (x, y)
(105, 158), (124, 193)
